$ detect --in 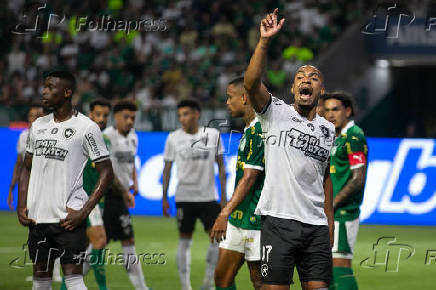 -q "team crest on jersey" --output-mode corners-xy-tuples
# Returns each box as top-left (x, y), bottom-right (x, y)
(320, 125), (331, 139)
(64, 128), (76, 139)
(307, 123), (315, 131)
